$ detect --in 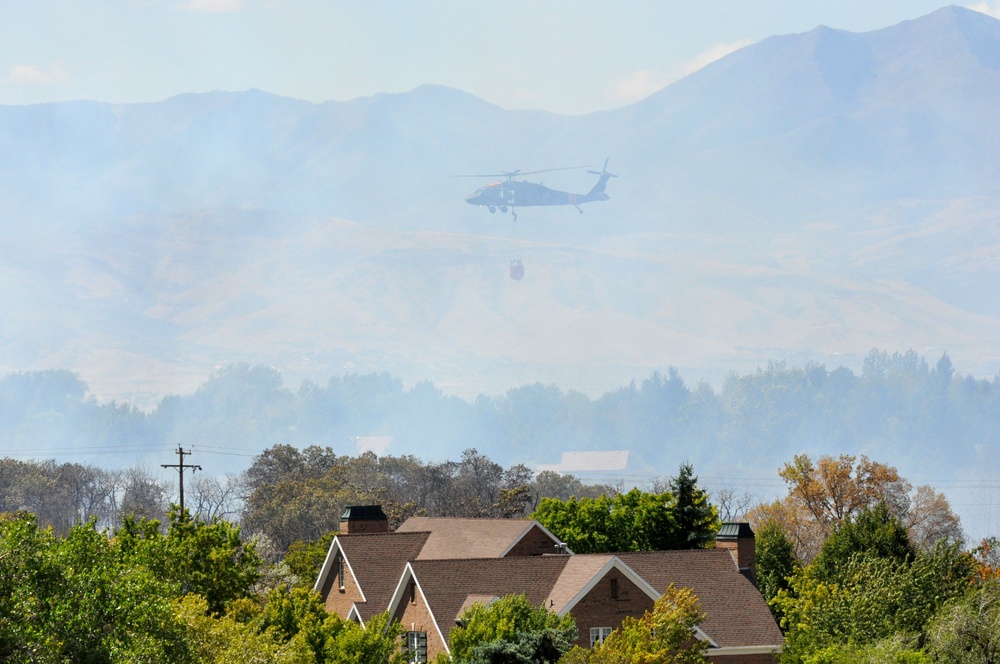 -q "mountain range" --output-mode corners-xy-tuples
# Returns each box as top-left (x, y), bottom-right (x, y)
(1, 4), (998, 408)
